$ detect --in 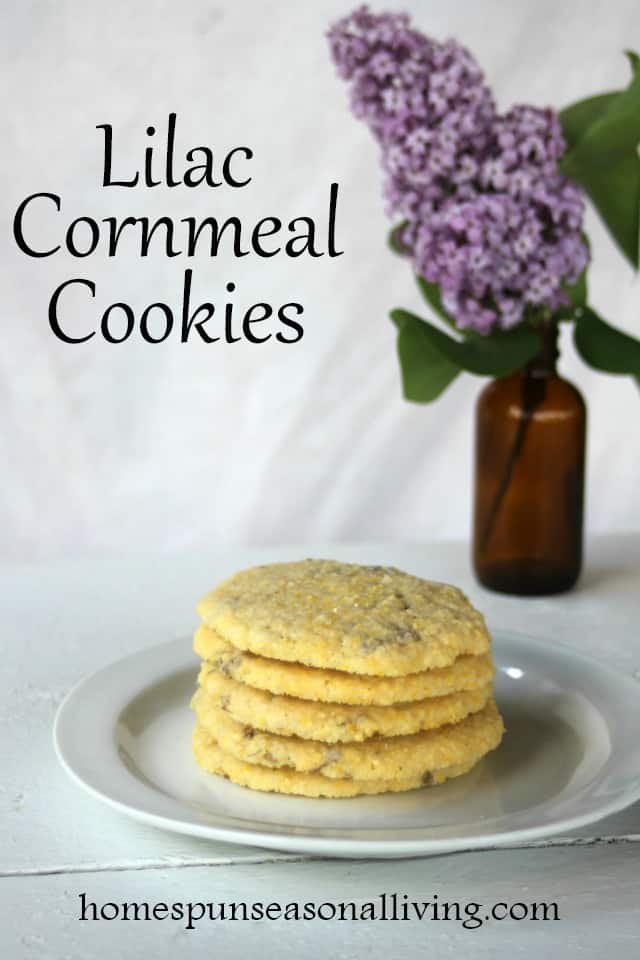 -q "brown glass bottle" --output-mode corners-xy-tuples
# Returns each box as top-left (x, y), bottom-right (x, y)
(473, 323), (586, 595)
